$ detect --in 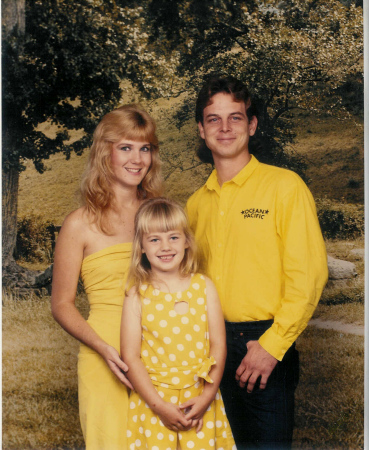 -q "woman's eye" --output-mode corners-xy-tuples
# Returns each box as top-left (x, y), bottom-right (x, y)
(141, 146), (151, 152)
(119, 146), (130, 151)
